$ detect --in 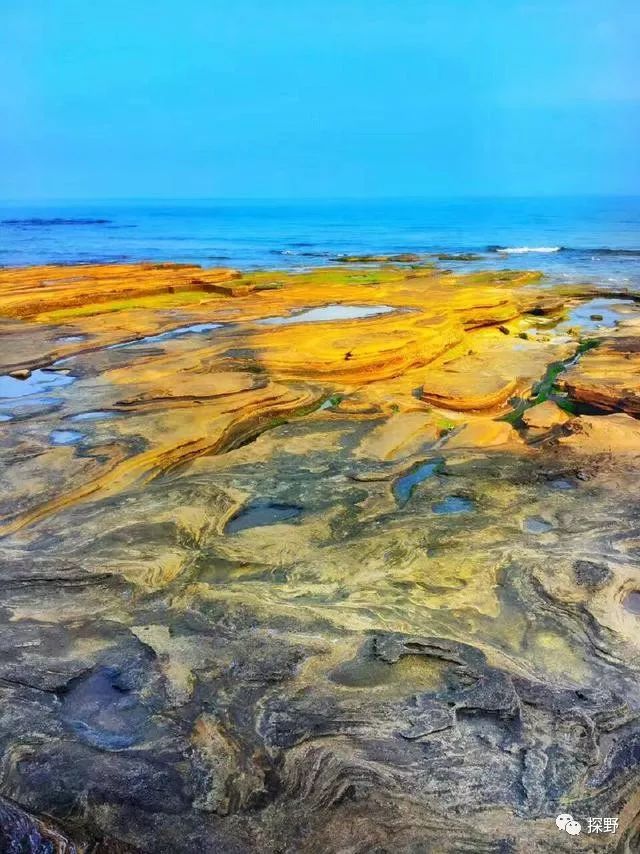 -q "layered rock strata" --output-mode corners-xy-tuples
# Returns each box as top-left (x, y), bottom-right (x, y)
(1, 262), (640, 852)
